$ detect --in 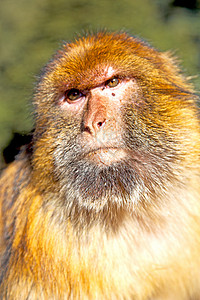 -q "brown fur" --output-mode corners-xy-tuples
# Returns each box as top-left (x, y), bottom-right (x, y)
(0, 32), (200, 299)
